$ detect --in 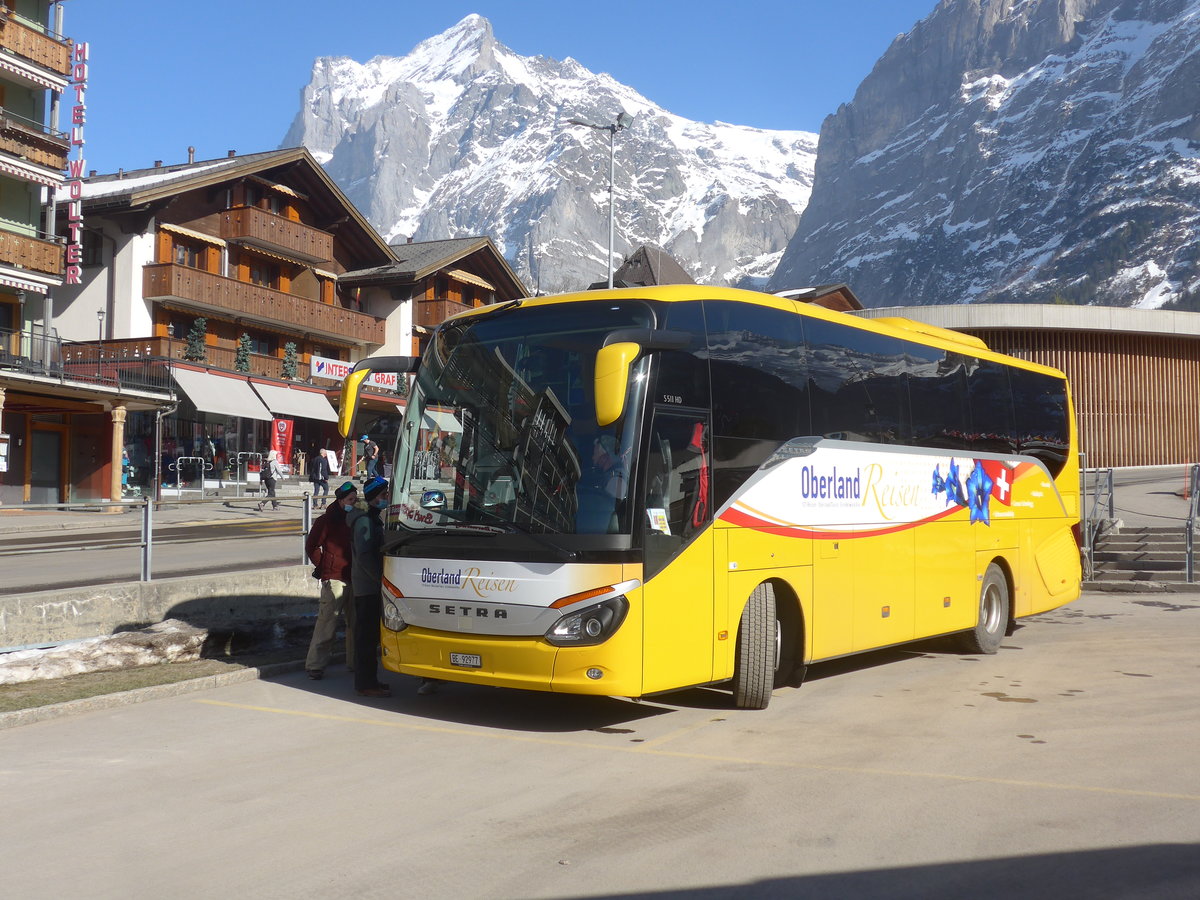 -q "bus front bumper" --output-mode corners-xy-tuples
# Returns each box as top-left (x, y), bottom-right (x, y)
(380, 625), (642, 697)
